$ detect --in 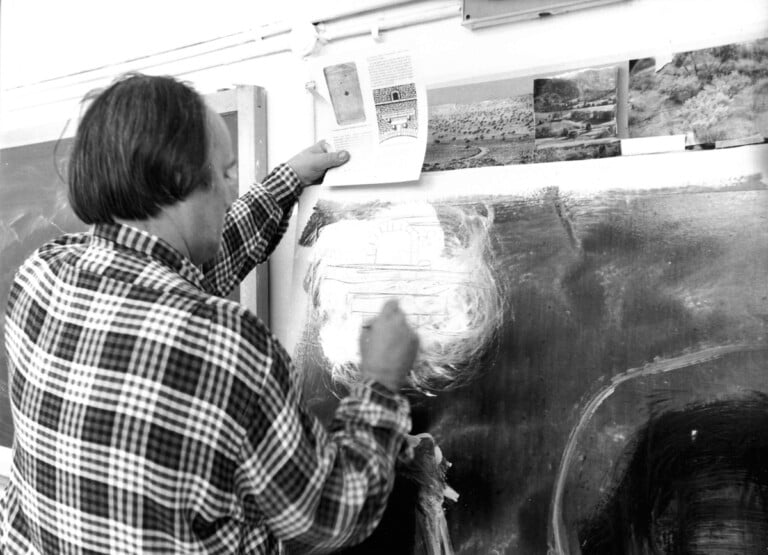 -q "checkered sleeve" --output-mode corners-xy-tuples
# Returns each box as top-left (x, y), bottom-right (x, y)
(234, 314), (411, 553)
(201, 164), (302, 297)
(1, 485), (6, 545)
